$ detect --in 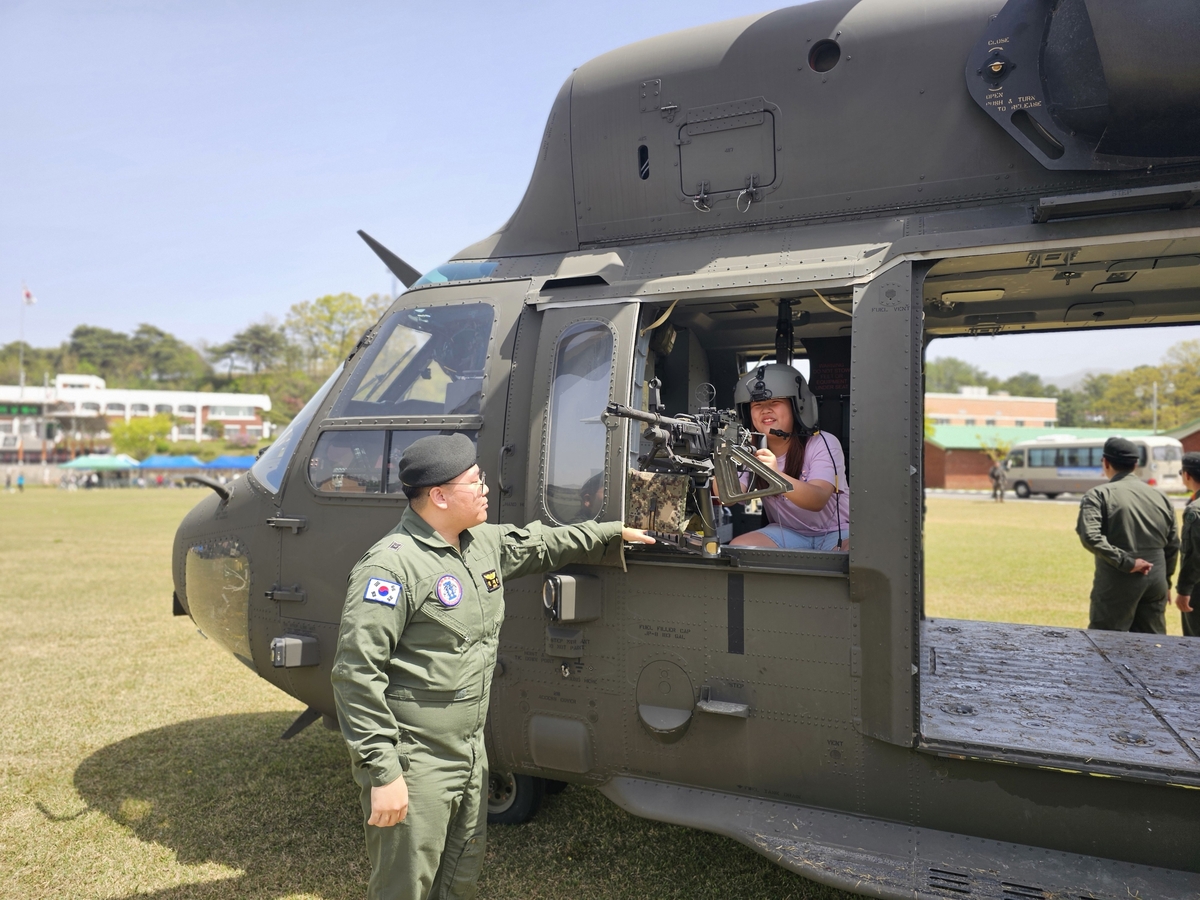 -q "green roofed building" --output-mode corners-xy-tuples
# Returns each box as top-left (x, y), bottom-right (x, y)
(924, 424), (1155, 490)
